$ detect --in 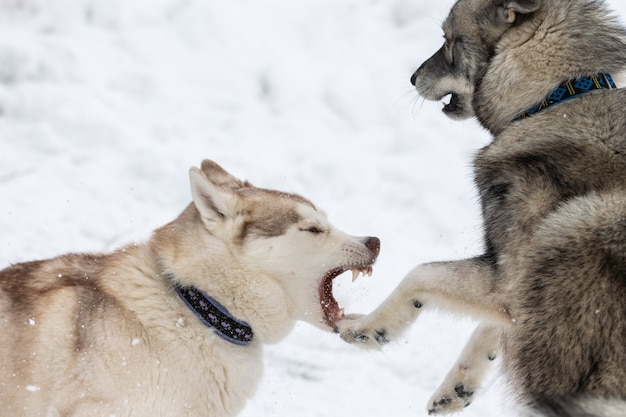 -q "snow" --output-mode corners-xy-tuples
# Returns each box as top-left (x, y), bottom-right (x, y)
(1, 0), (625, 416)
